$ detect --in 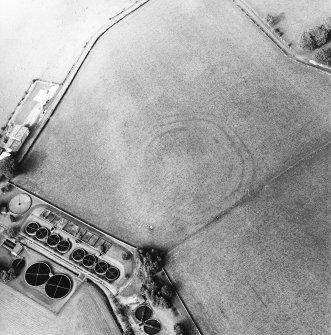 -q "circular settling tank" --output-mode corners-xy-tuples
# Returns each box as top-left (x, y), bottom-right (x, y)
(9, 193), (32, 214)
(71, 248), (87, 262)
(105, 266), (120, 282)
(25, 262), (51, 286)
(45, 274), (72, 299)
(143, 320), (161, 335)
(135, 305), (153, 322)
(25, 222), (40, 236)
(94, 261), (109, 275)
(47, 234), (61, 247)
(56, 240), (72, 254)
(82, 254), (97, 268)
(35, 227), (50, 241)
